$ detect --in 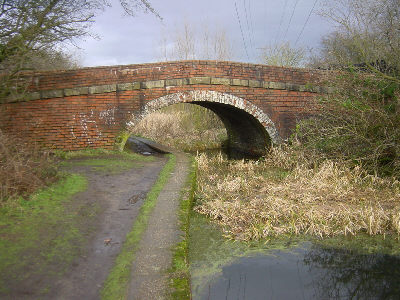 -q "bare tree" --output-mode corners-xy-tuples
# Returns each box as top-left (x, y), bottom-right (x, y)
(259, 42), (306, 67)
(156, 21), (234, 61)
(315, 0), (400, 81)
(0, 0), (159, 101)
(173, 21), (196, 60)
(200, 25), (233, 61)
